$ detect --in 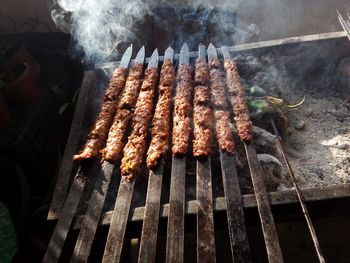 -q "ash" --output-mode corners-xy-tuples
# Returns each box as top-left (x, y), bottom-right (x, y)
(237, 39), (350, 191)
(277, 58), (350, 190)
(281, 91), (350, 189)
